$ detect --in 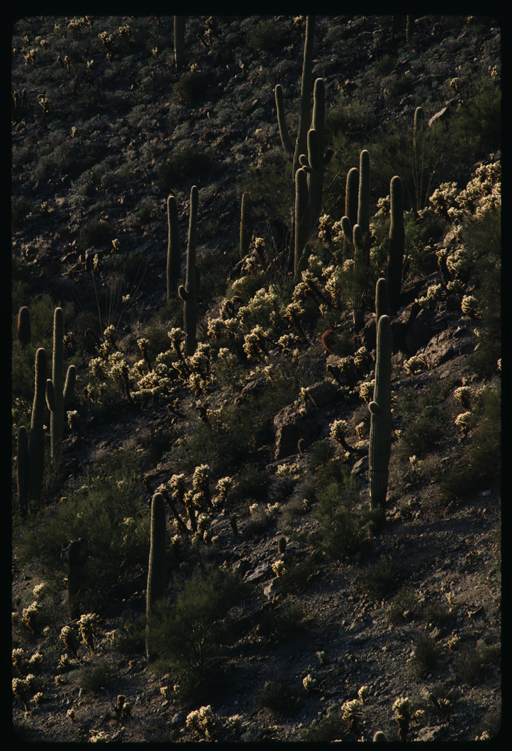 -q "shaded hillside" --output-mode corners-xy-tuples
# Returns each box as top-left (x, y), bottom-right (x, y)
(12, 15), (501, 743)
